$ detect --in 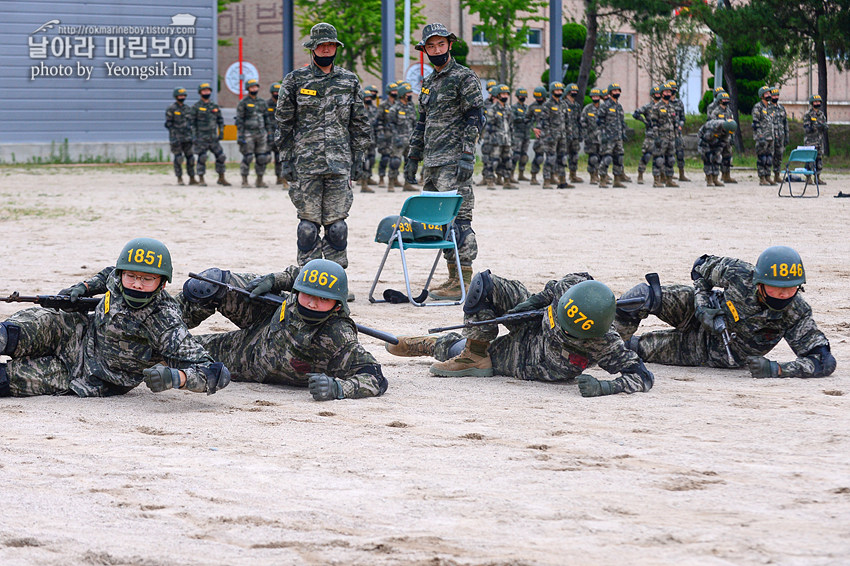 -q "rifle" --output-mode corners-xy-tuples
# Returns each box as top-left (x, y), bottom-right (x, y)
(1, 291), (100, 312)
(187, 272), (398, 345)
(708, 289), (737, 365)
